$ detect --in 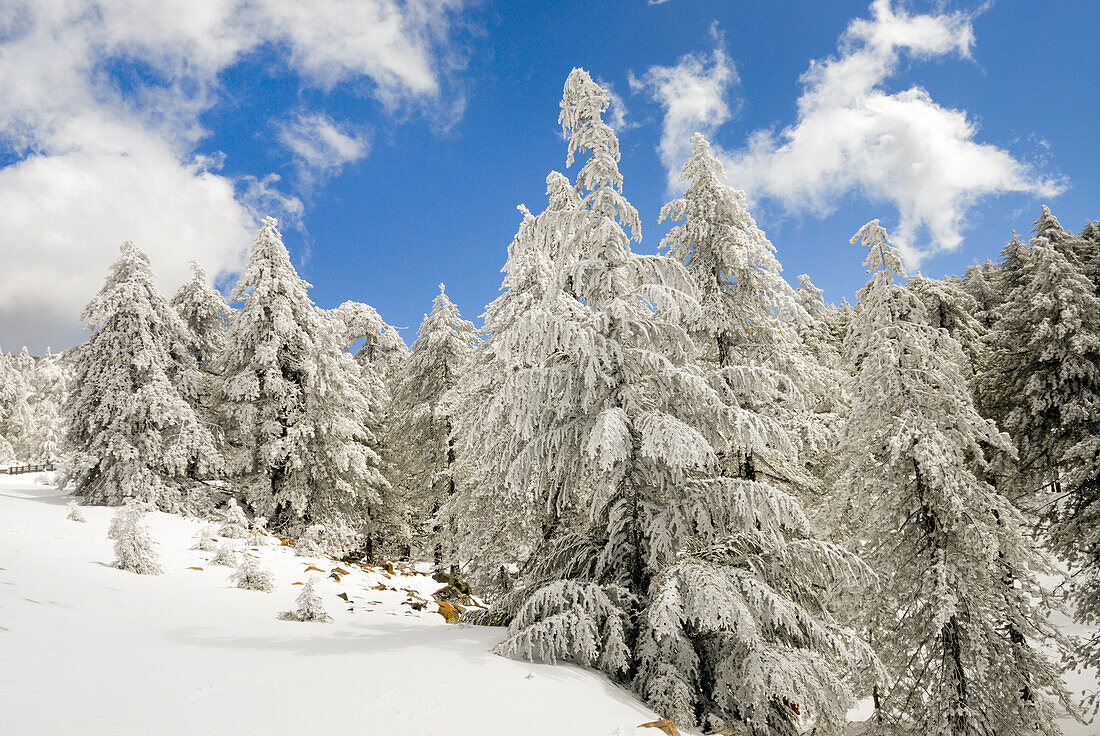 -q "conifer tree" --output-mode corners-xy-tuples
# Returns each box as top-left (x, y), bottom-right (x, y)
(171, 260), (231, 370)
(108, 499), (164, 575)
(656, 131), (841, 492)
(467, 70), (873, 735)
(389, 284), (479, 564)
(978, 216), (1100, 506)
(66, 499), (86, 523)
(63, 242), (221, 508)
(230, 555), (274, 592)
(23, 349), (69, 464)
(830, 220), (1072, 736)
(0, 350), (28, 463)
(332, 300), (409, 382)
(908, 274), (985, 371)
(279, 576), (331, 622)
(961, 259), (1002, 331)
(217, 218), (389, 551)
(446, 172), (586, 579)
